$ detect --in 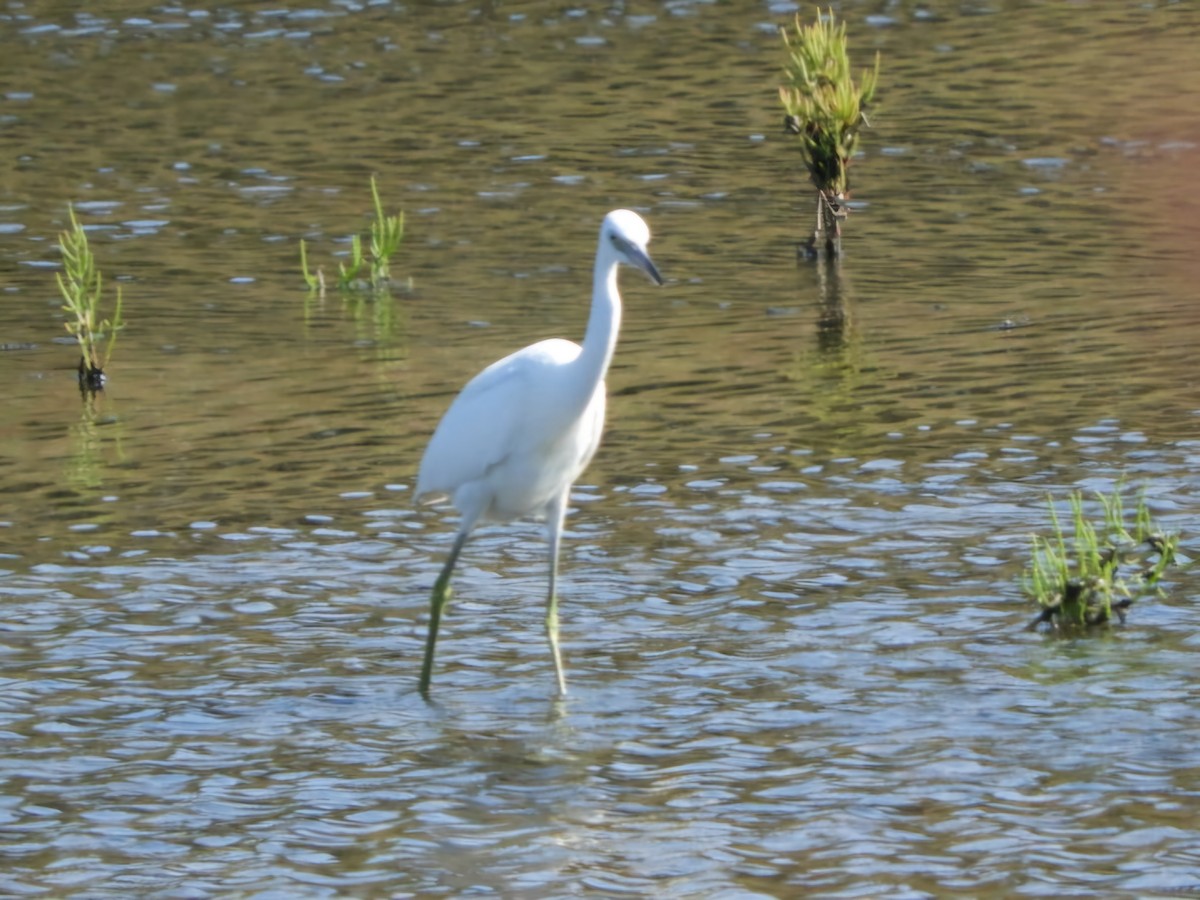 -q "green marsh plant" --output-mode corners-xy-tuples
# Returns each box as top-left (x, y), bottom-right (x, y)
(337, 232), (367, 291)
(57, 205), (124, 392)
(301, 176), (405, 297)
(299, 237), (323, 294)
(1024, 488), (1179, 633)
(367, 175), (404, 285)
(779, 9), (879, 258)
